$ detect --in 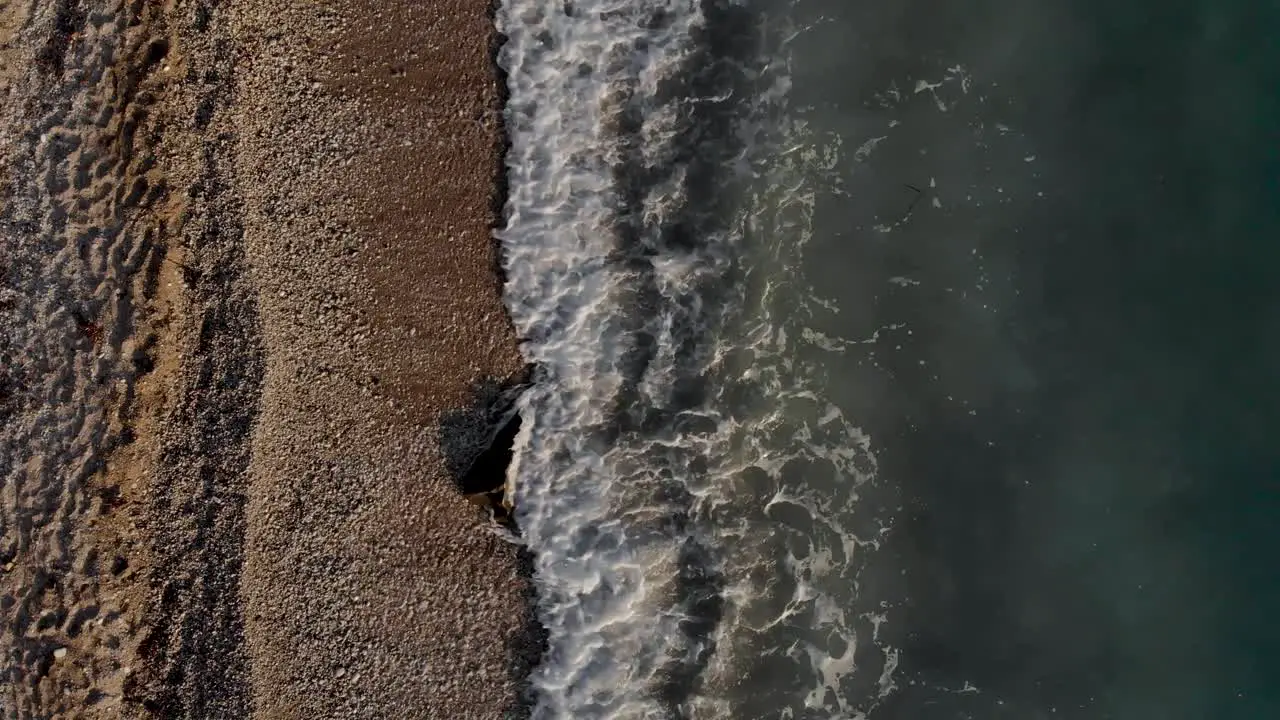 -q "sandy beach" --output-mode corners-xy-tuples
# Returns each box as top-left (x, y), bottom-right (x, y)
(2, 0), (534, 717)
